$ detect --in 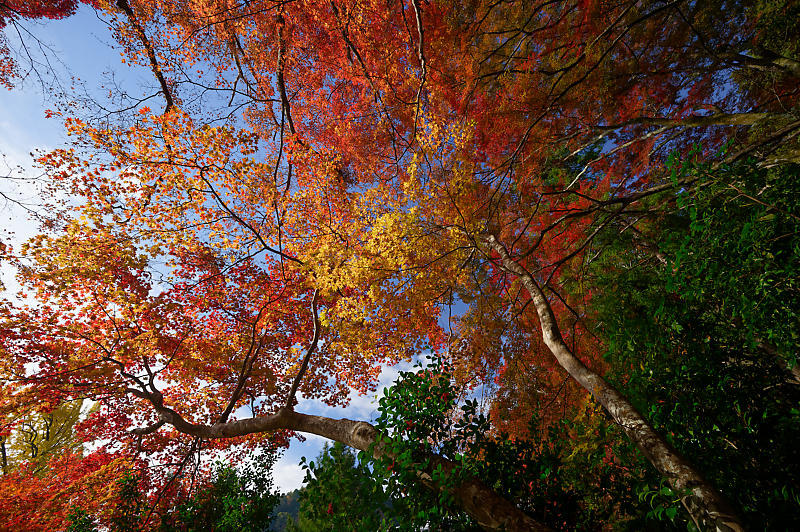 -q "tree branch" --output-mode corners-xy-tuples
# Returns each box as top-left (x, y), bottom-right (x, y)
(276, 9), (296, 136)
(115, 0), (175, 114)
(411, 0), (427, 135)
(481, 233), (744, 532)
(594, 111), (771, 131)
(285, 289), (320, 409)
(130, 405), (549, 531)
